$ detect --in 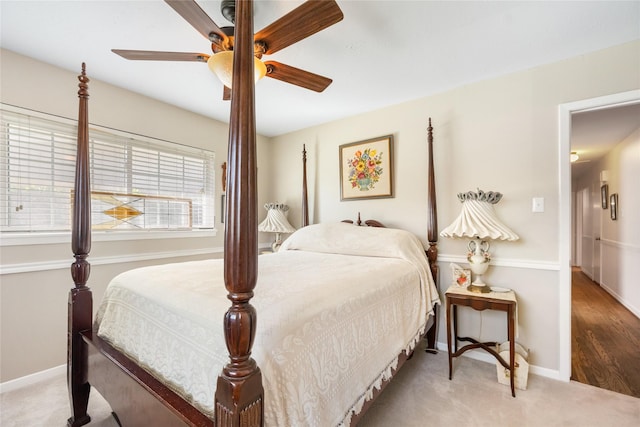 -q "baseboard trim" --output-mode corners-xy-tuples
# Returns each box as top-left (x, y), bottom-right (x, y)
(0, 364), (66, 394)
(435, 341), (562, 381)
(599, 282), (640, 319)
